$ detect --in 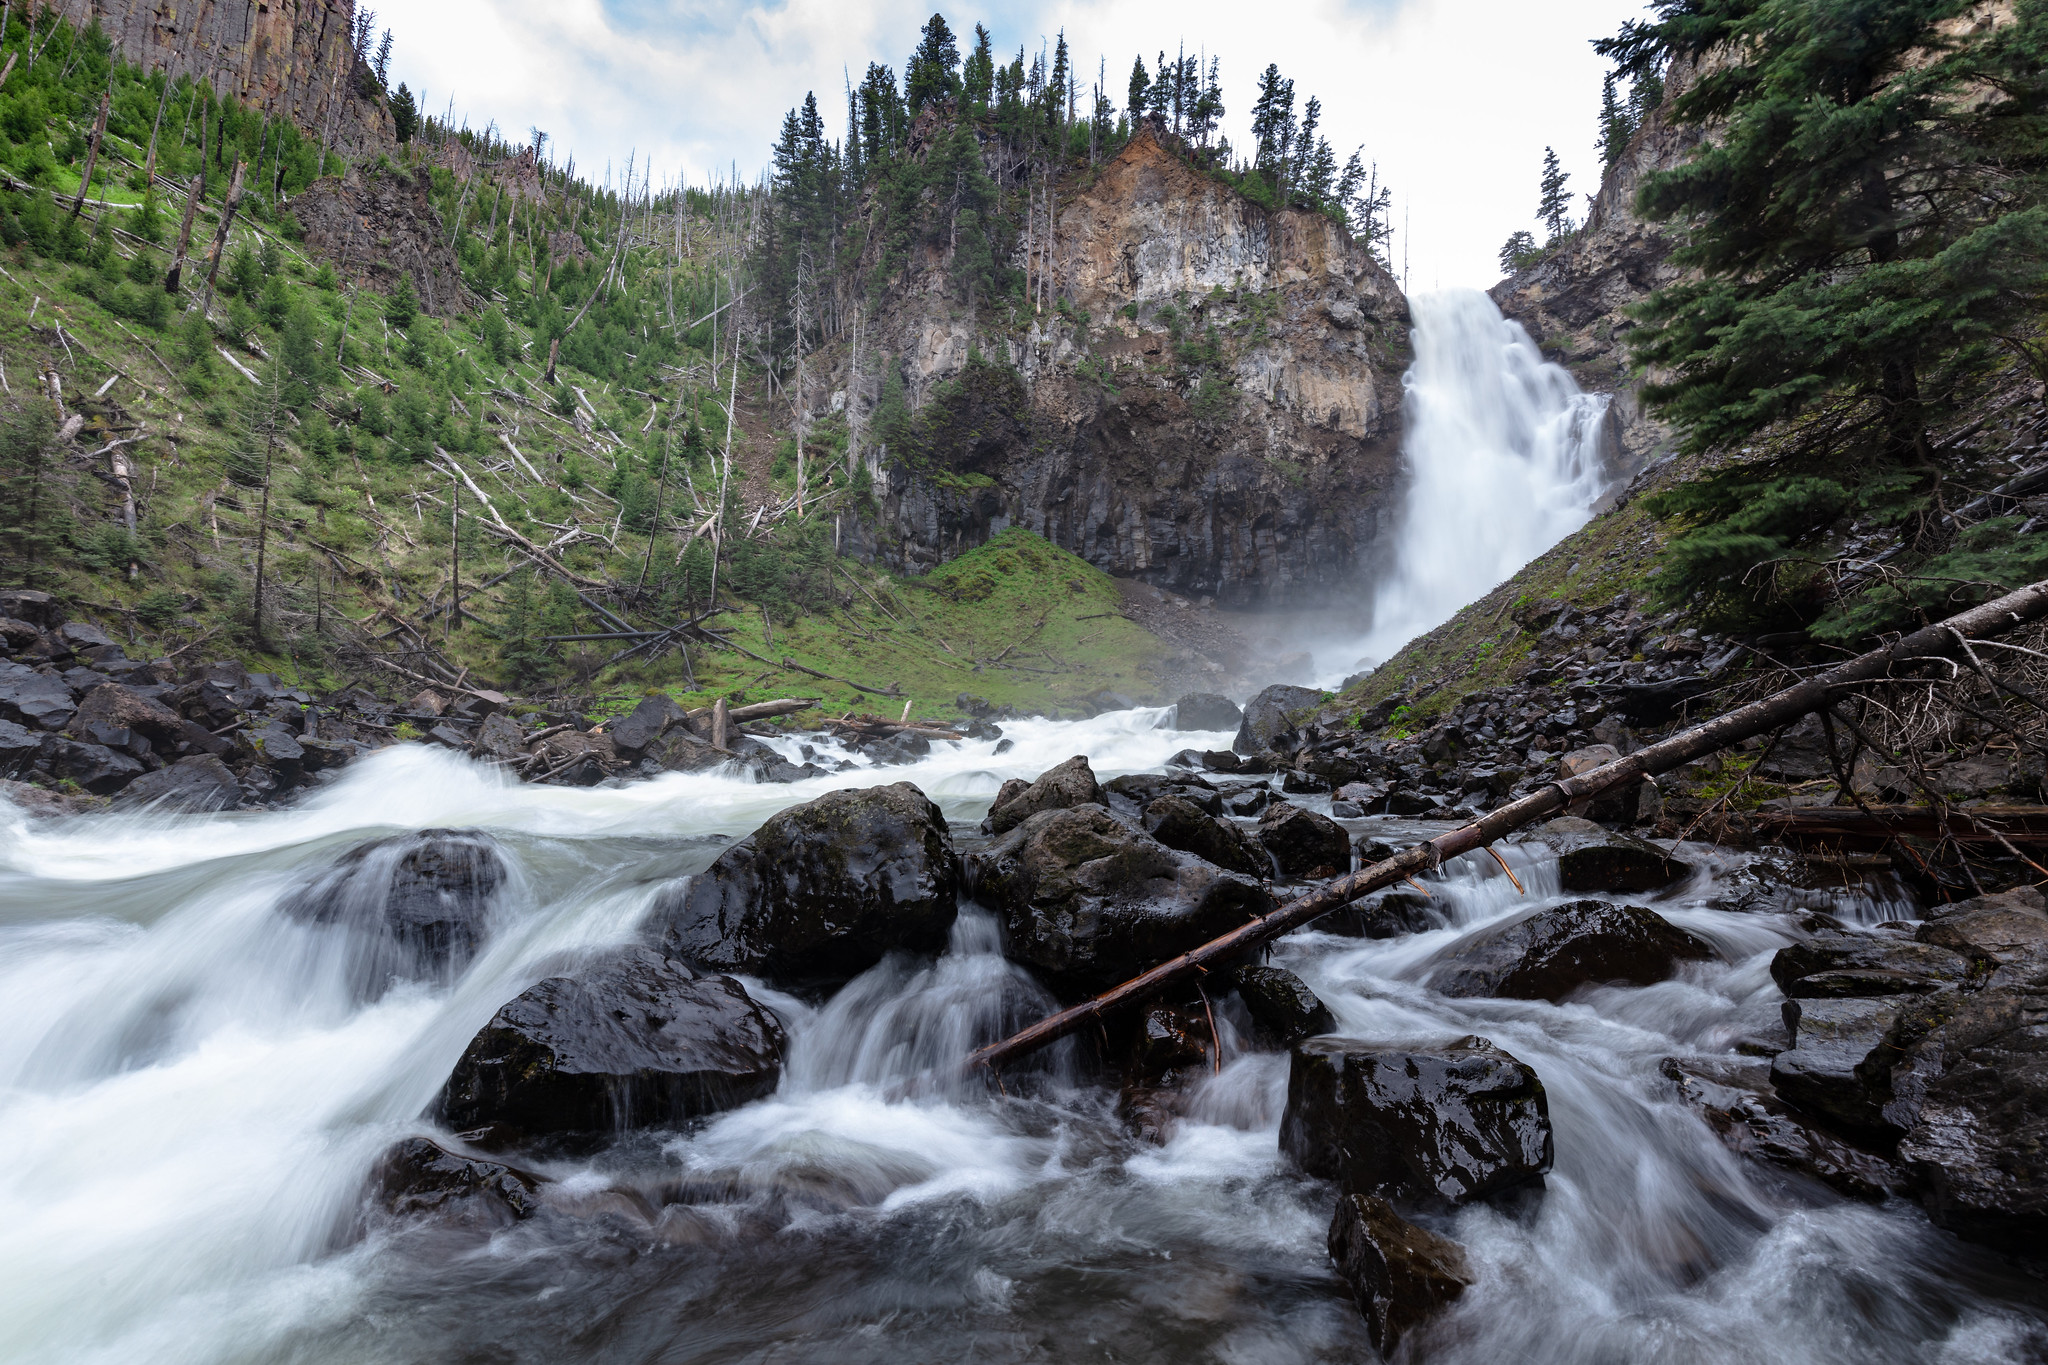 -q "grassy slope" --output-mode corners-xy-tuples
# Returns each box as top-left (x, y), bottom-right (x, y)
(1330, 490), (1672, 730)
(0, 199), (1176, 728)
